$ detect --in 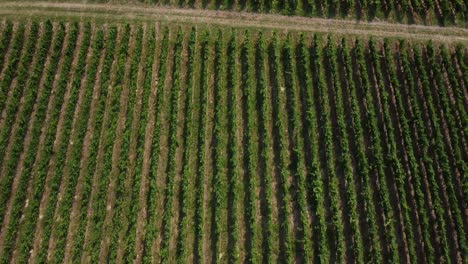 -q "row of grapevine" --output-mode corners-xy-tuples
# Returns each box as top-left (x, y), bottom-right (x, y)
(212, 29), (229, 263)
(0, 21), (13, 73)
(396, 41), (451, 262)
(175, 26), (197, 263)
(255, 32), (275, 263)
(82, 24), (130, 263)
(282, 34), (312, 262)
(48, 26), (105, 264)
(2, 21), (64, 263)
(382, 39), (434, 262)
(310, 35), (345, 263)
(143, 26), (170, 263)
(135, 0), (465, 25)
(0, 21), (465, 263)
(107, 25), (143, 263)
(0, 21), (53, 264)
(12, 22), (79, 264)
(268, 33), (295, 263)
(35, 22), (92, 264)
(0, 22), (39, 179)
(225, 30), (241, 264)
(121, 25), (157, 263)
(192, 30), (210, 262)
(324, 37), (363, 263)
(160, 28), (184, 262)
(353, 39), (401, 262)
(240, 31), (261, 263)
(368, 38), (416, 262)
(69, 26), (118, 263)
